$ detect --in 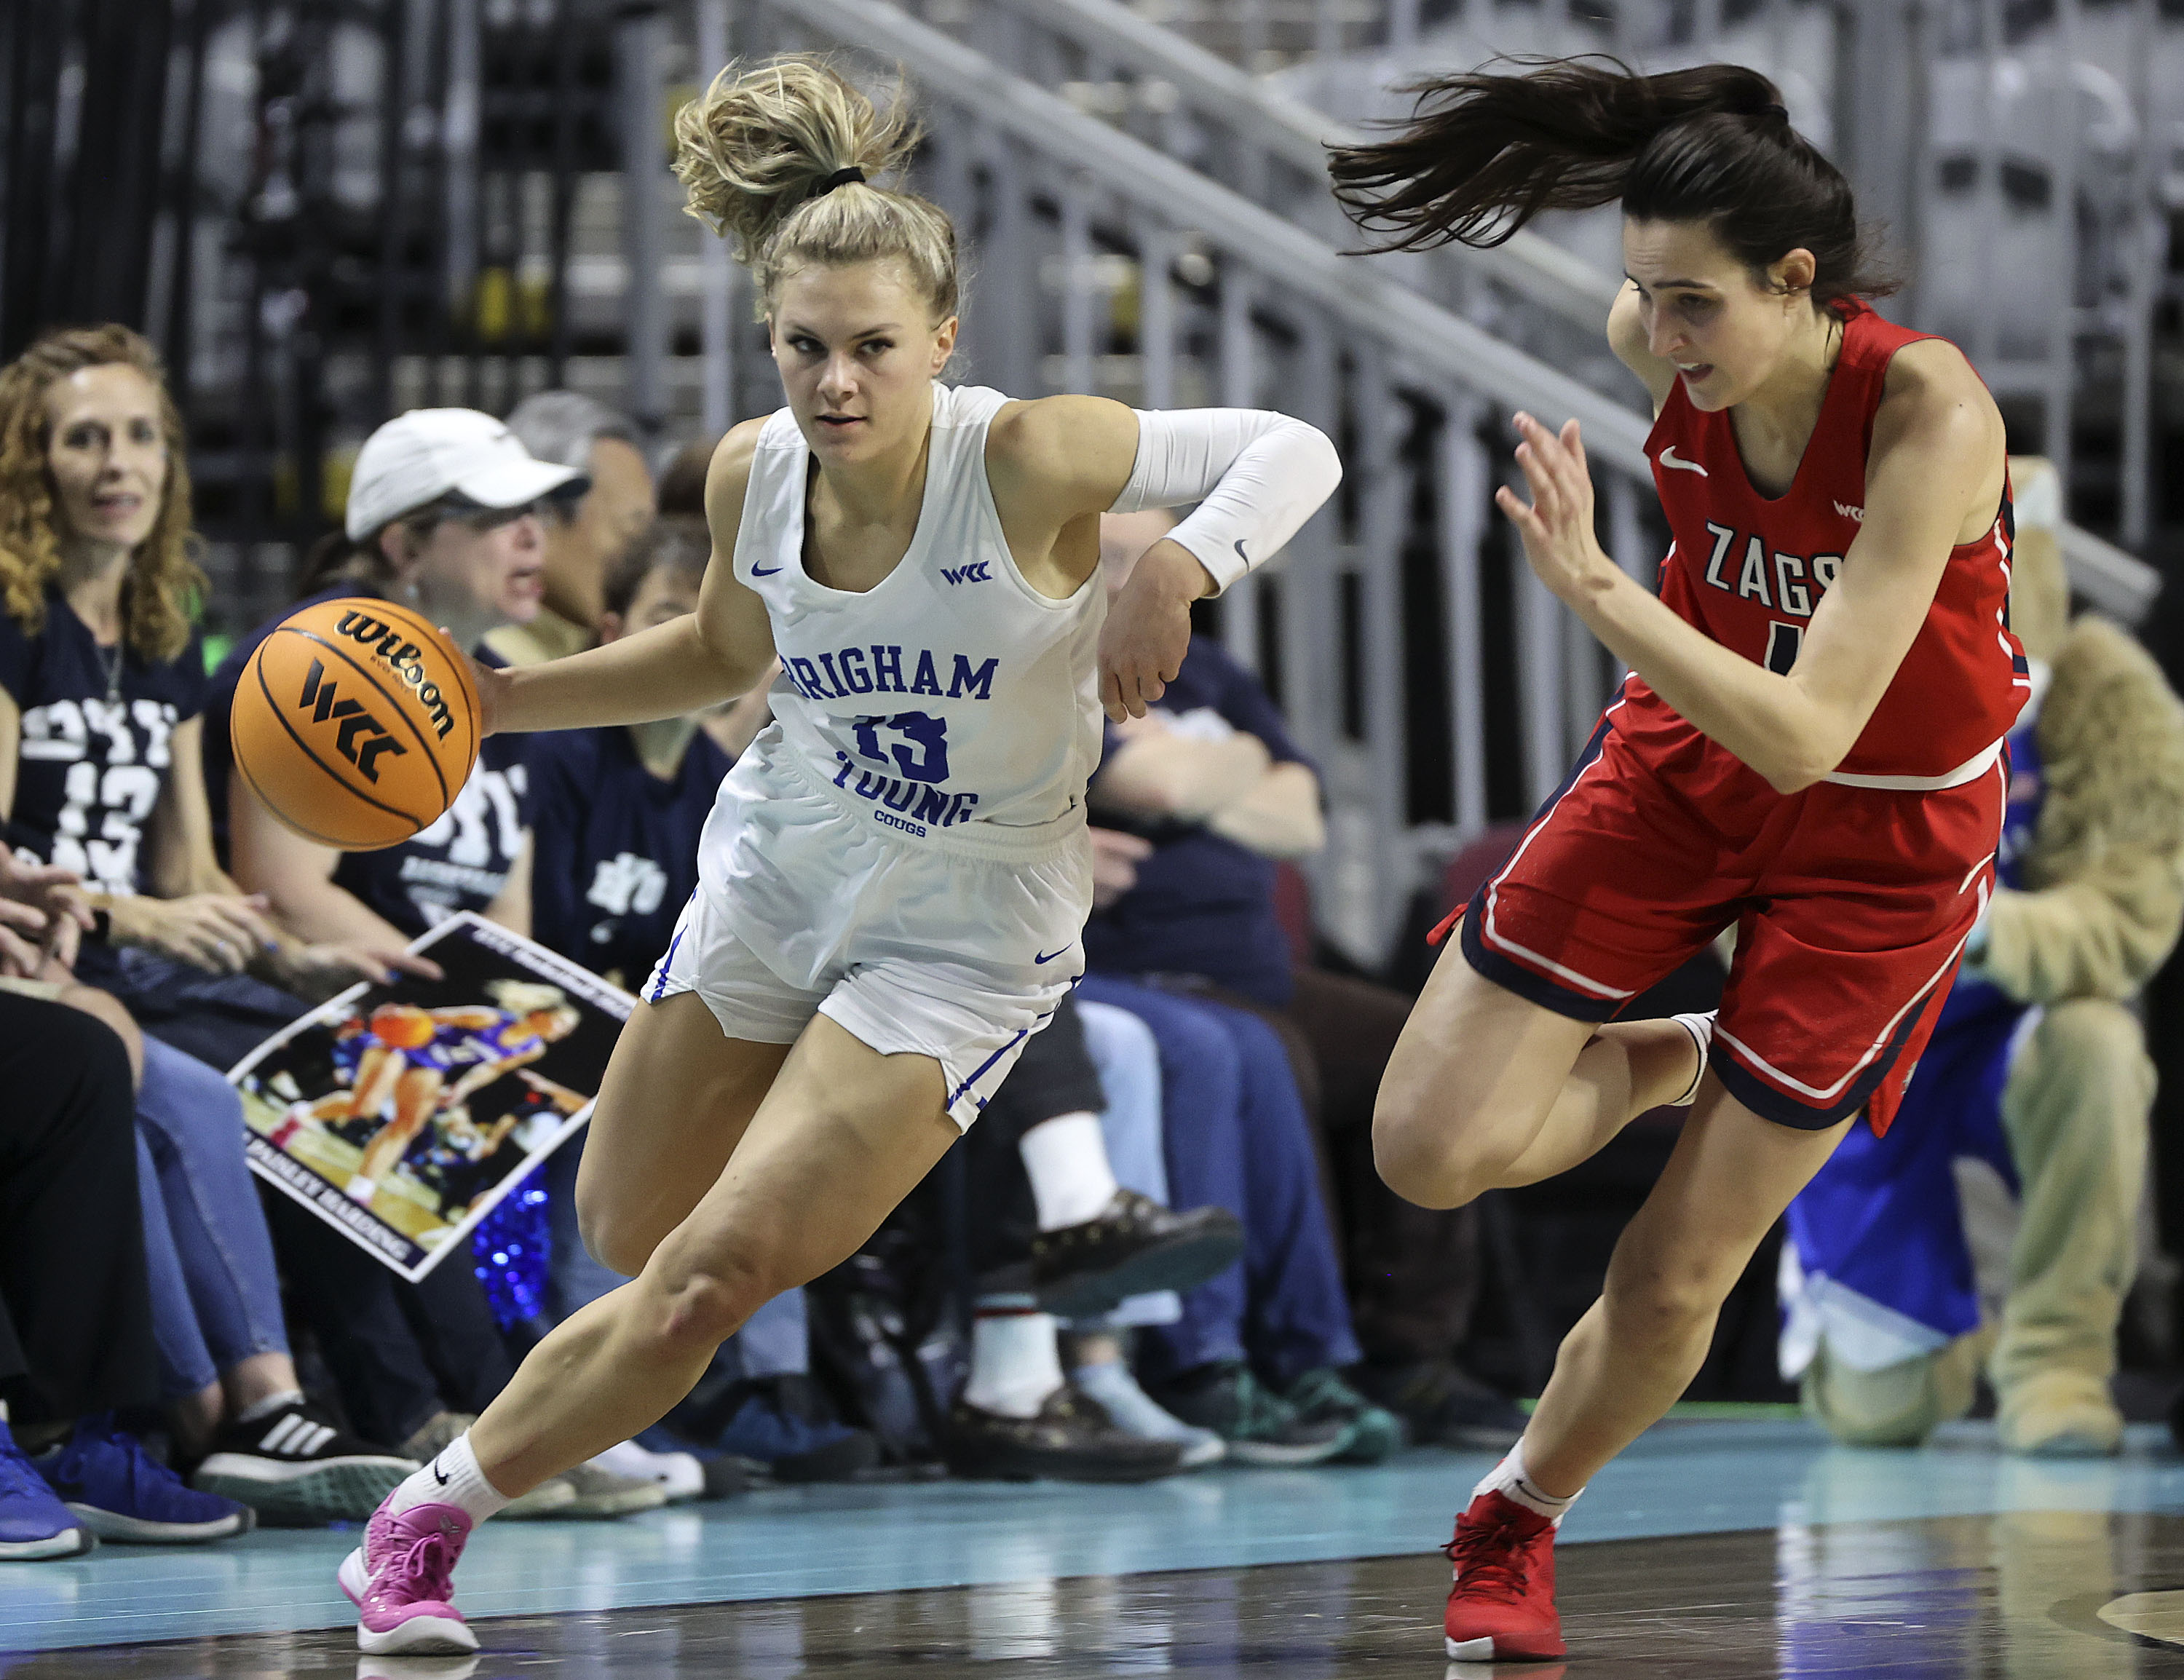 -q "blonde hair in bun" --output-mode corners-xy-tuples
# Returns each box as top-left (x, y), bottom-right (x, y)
(673, 53), (960, 323)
